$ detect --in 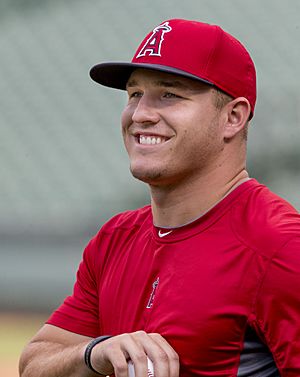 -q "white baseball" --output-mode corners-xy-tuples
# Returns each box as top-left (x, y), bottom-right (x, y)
(128, 357), (154, 377)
